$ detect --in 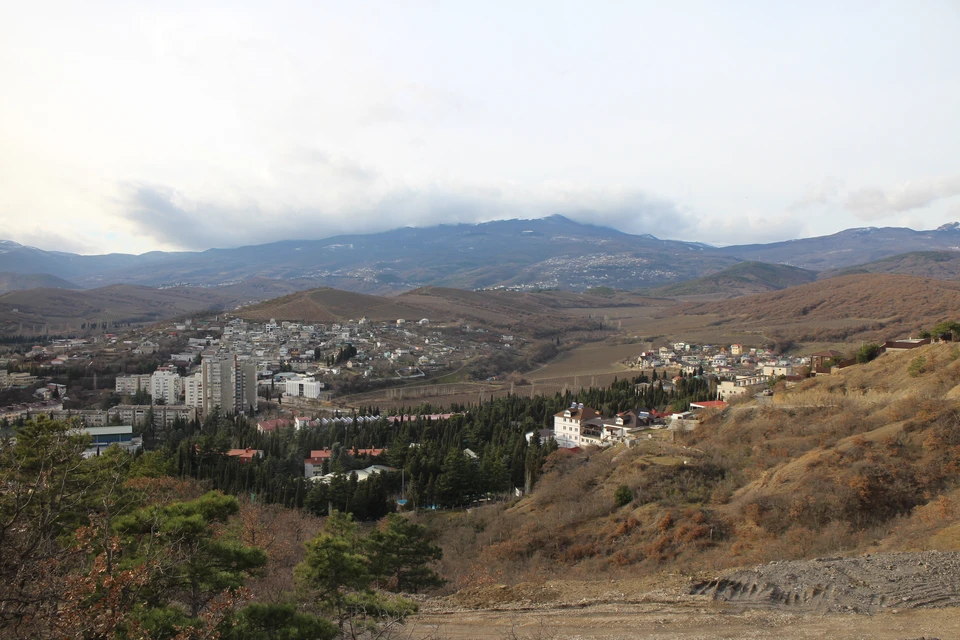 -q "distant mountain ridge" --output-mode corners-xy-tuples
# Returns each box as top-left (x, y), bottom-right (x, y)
(3, 217), (960, 293)
(0, 216), (737, 292)
(717, 224), (960, 271)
